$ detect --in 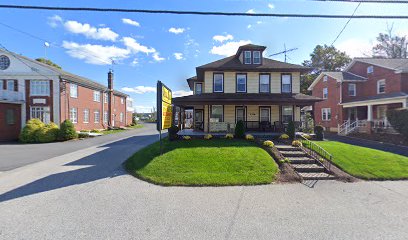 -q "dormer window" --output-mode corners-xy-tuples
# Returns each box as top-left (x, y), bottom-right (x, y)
(244, 51), (251, 64)
(253, 51), (261, 64)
